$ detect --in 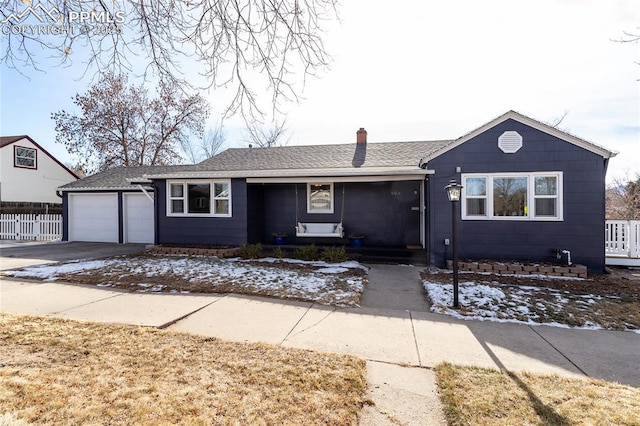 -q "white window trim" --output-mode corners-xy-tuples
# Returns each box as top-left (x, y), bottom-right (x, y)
(307, 182), (334, 214)
(14, 146), (37, 169)
(166, 180), (232, 217)
(461, 172), (563, 221)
